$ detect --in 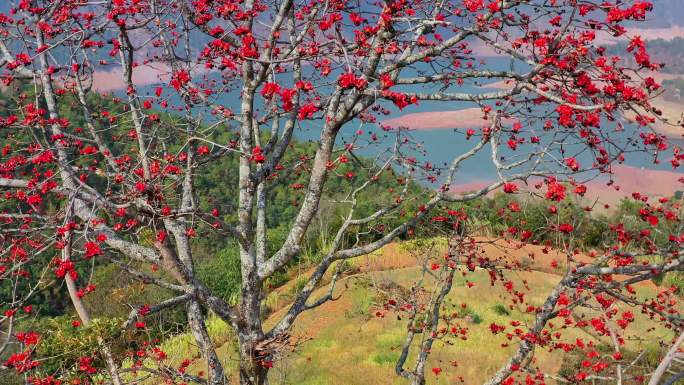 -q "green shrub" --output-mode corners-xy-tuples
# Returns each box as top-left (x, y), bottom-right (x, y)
(265, 270), (290, 290)
(290, 275), (309, 295)
(345, 291), (374, 319)
(370, 351), (401, 365)
(34, 316), (122, 375)
(196, 246), (242, 304)
(459, 307), (483, 324)
(492, 304), (510, 316)
(663, 273), (684, 294)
